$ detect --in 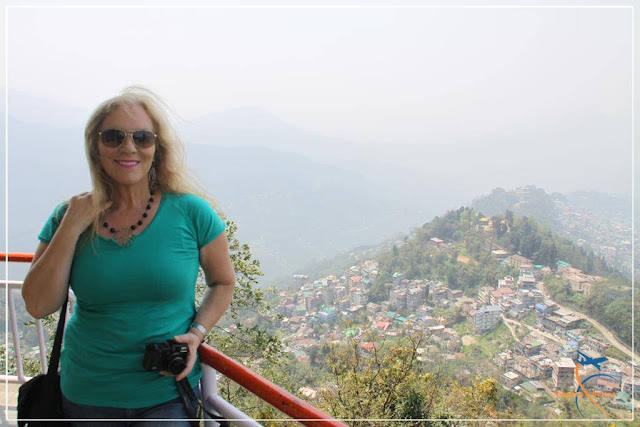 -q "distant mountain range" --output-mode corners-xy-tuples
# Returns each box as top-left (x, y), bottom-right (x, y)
(3, 90), (633, 285)
(3, 92), (439, 283)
